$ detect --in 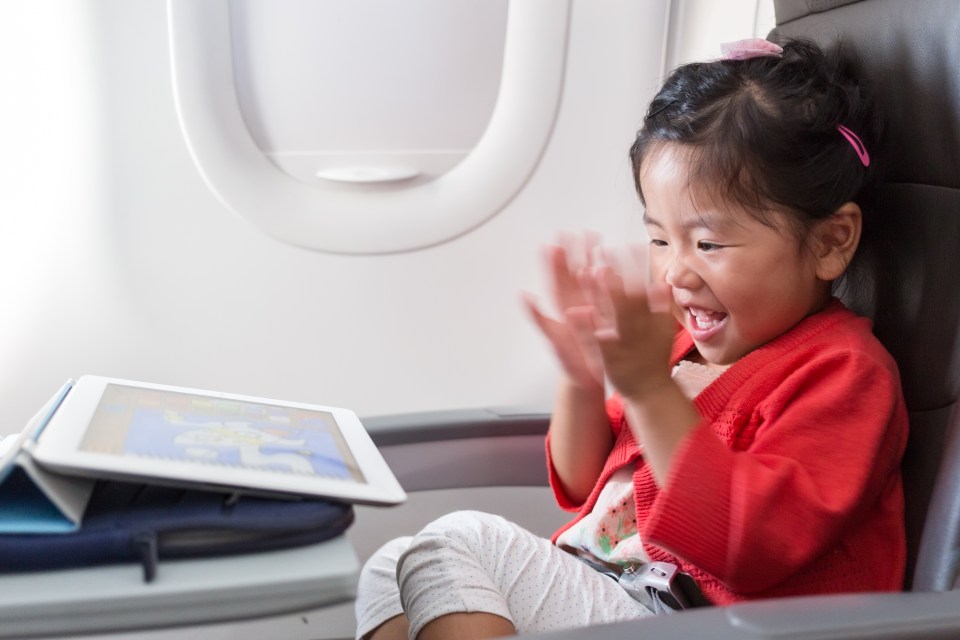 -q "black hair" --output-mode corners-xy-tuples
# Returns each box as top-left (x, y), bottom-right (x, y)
(630, 38), (882, 255)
